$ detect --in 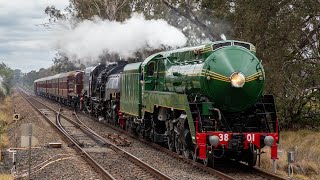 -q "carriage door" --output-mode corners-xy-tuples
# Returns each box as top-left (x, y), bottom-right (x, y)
(144, 61), (156, 91)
